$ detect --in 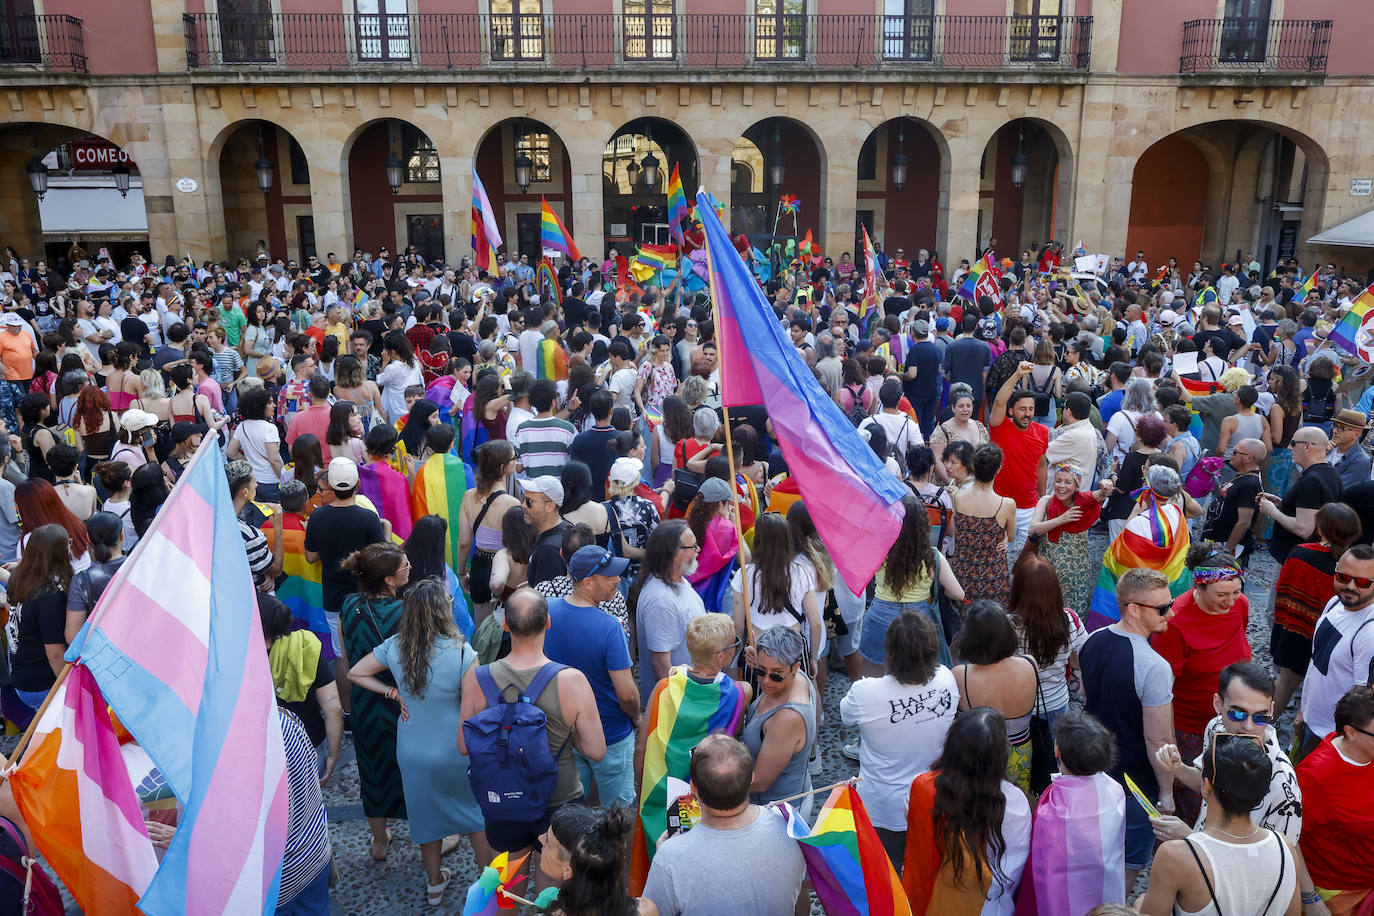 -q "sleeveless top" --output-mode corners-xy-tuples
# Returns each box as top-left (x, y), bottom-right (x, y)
(959, 656), (1036, 746)
(486, 659), (580, 807)
(741, 675), (818, 806)
(1224, 412), (1265, 459)
(1175, 830), (1294, 916)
